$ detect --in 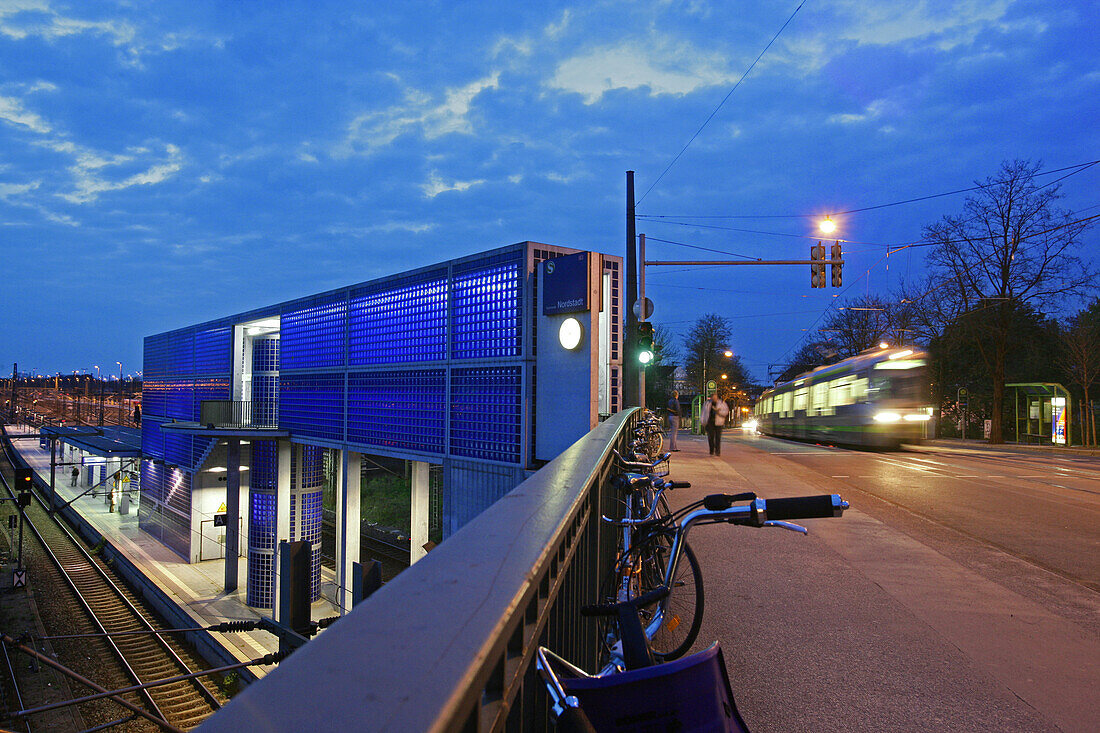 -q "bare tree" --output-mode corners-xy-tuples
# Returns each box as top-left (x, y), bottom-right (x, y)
(1058, 308), (1100, 446)
(922, 159), (1095, 442)
(682, 314), (748, 395)
(820, 294), (920, 357)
